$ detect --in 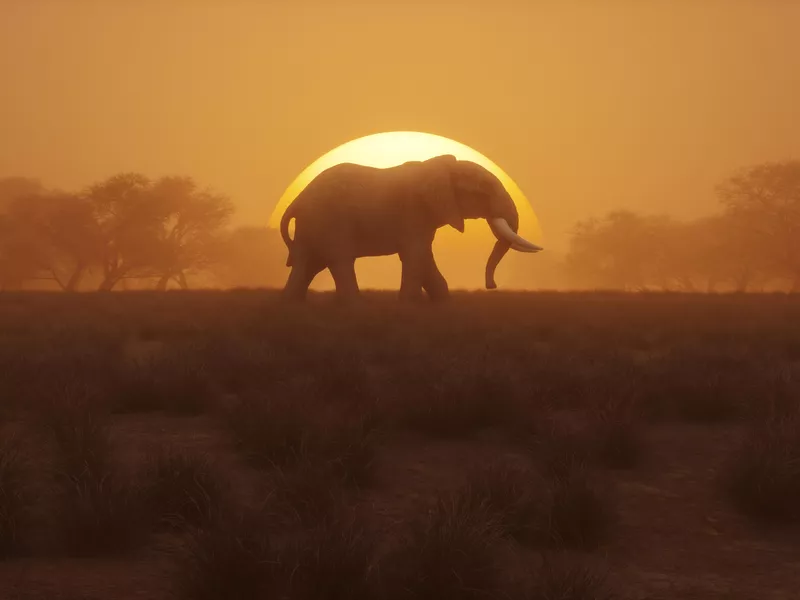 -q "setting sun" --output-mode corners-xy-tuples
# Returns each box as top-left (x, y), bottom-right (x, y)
(267, 131), (542, 248)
